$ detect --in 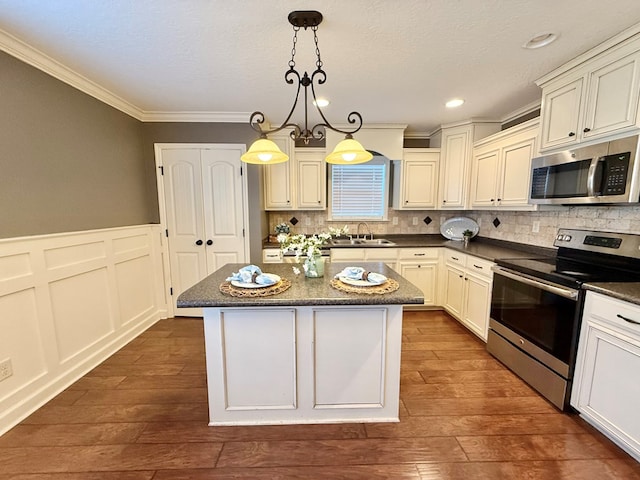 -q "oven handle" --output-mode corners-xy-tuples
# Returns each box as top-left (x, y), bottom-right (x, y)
(492, 266), (579, 300)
